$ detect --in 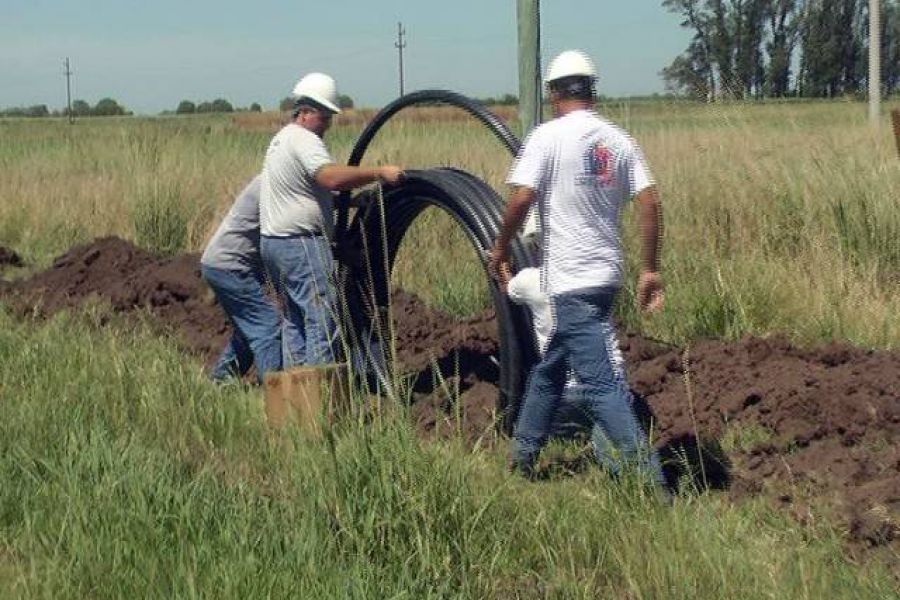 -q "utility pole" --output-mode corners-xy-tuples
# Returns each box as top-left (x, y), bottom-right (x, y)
(64, 57), (74, 124)
(869, 0), (881, 127)
(517, 0), (541, 135)
(395, 22), (406, 97)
